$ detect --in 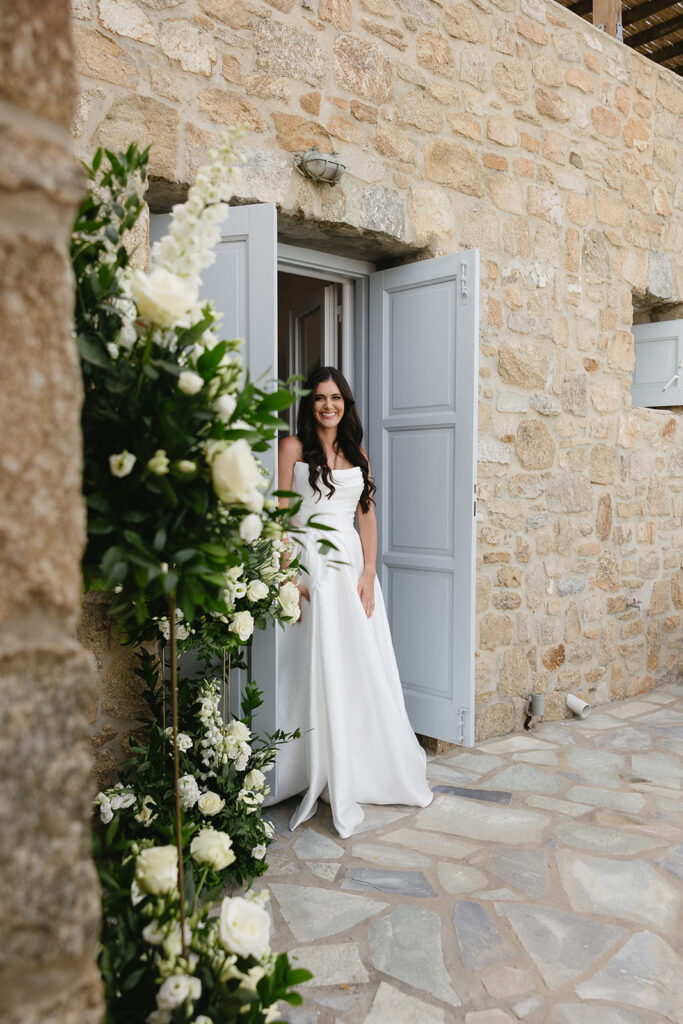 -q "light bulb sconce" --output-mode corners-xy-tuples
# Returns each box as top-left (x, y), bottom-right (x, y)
(296, 148), (346, 186)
